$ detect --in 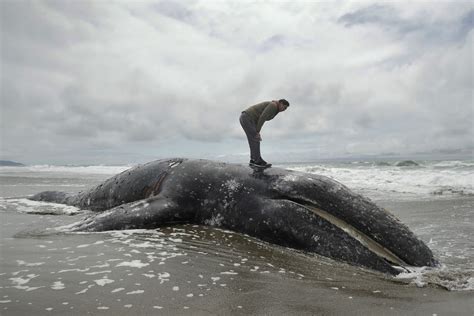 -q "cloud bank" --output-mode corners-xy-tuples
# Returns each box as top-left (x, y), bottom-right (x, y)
(1, 1), (472, 164)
